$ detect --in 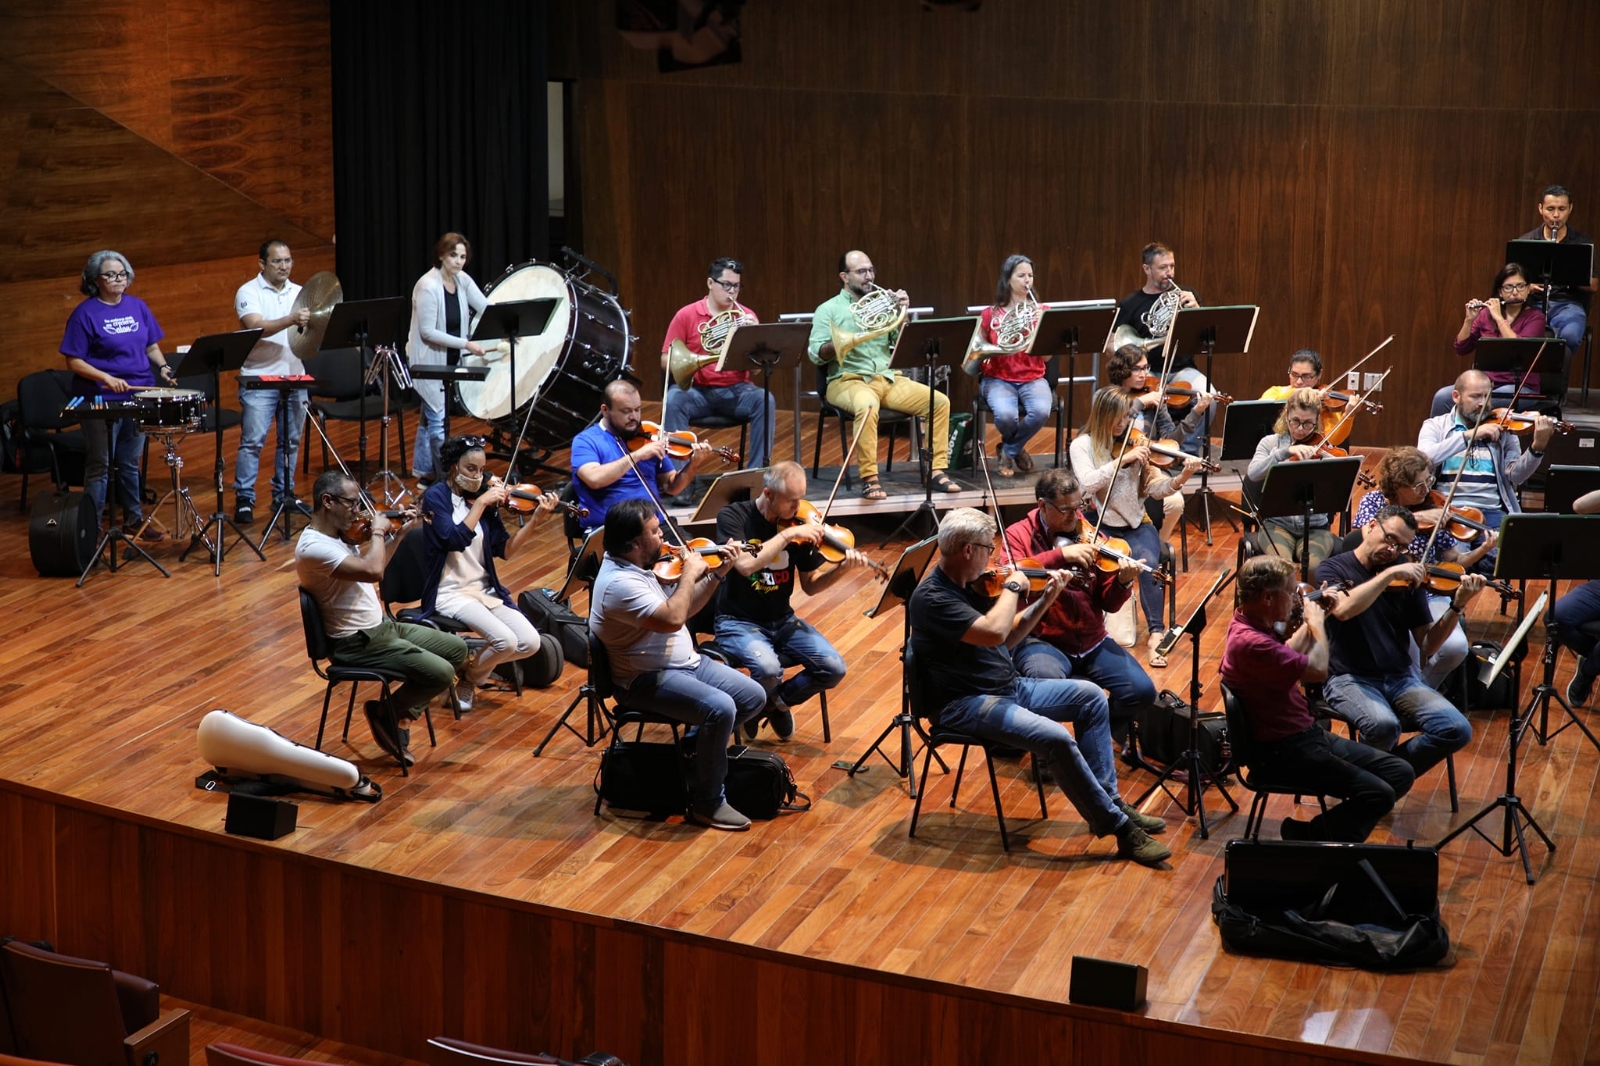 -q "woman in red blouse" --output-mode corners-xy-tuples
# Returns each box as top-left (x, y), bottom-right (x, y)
(975, 254), (1051, 477)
